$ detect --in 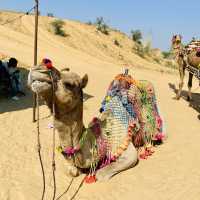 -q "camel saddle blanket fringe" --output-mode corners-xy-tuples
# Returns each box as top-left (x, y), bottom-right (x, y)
(58, 73), (165, 180)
